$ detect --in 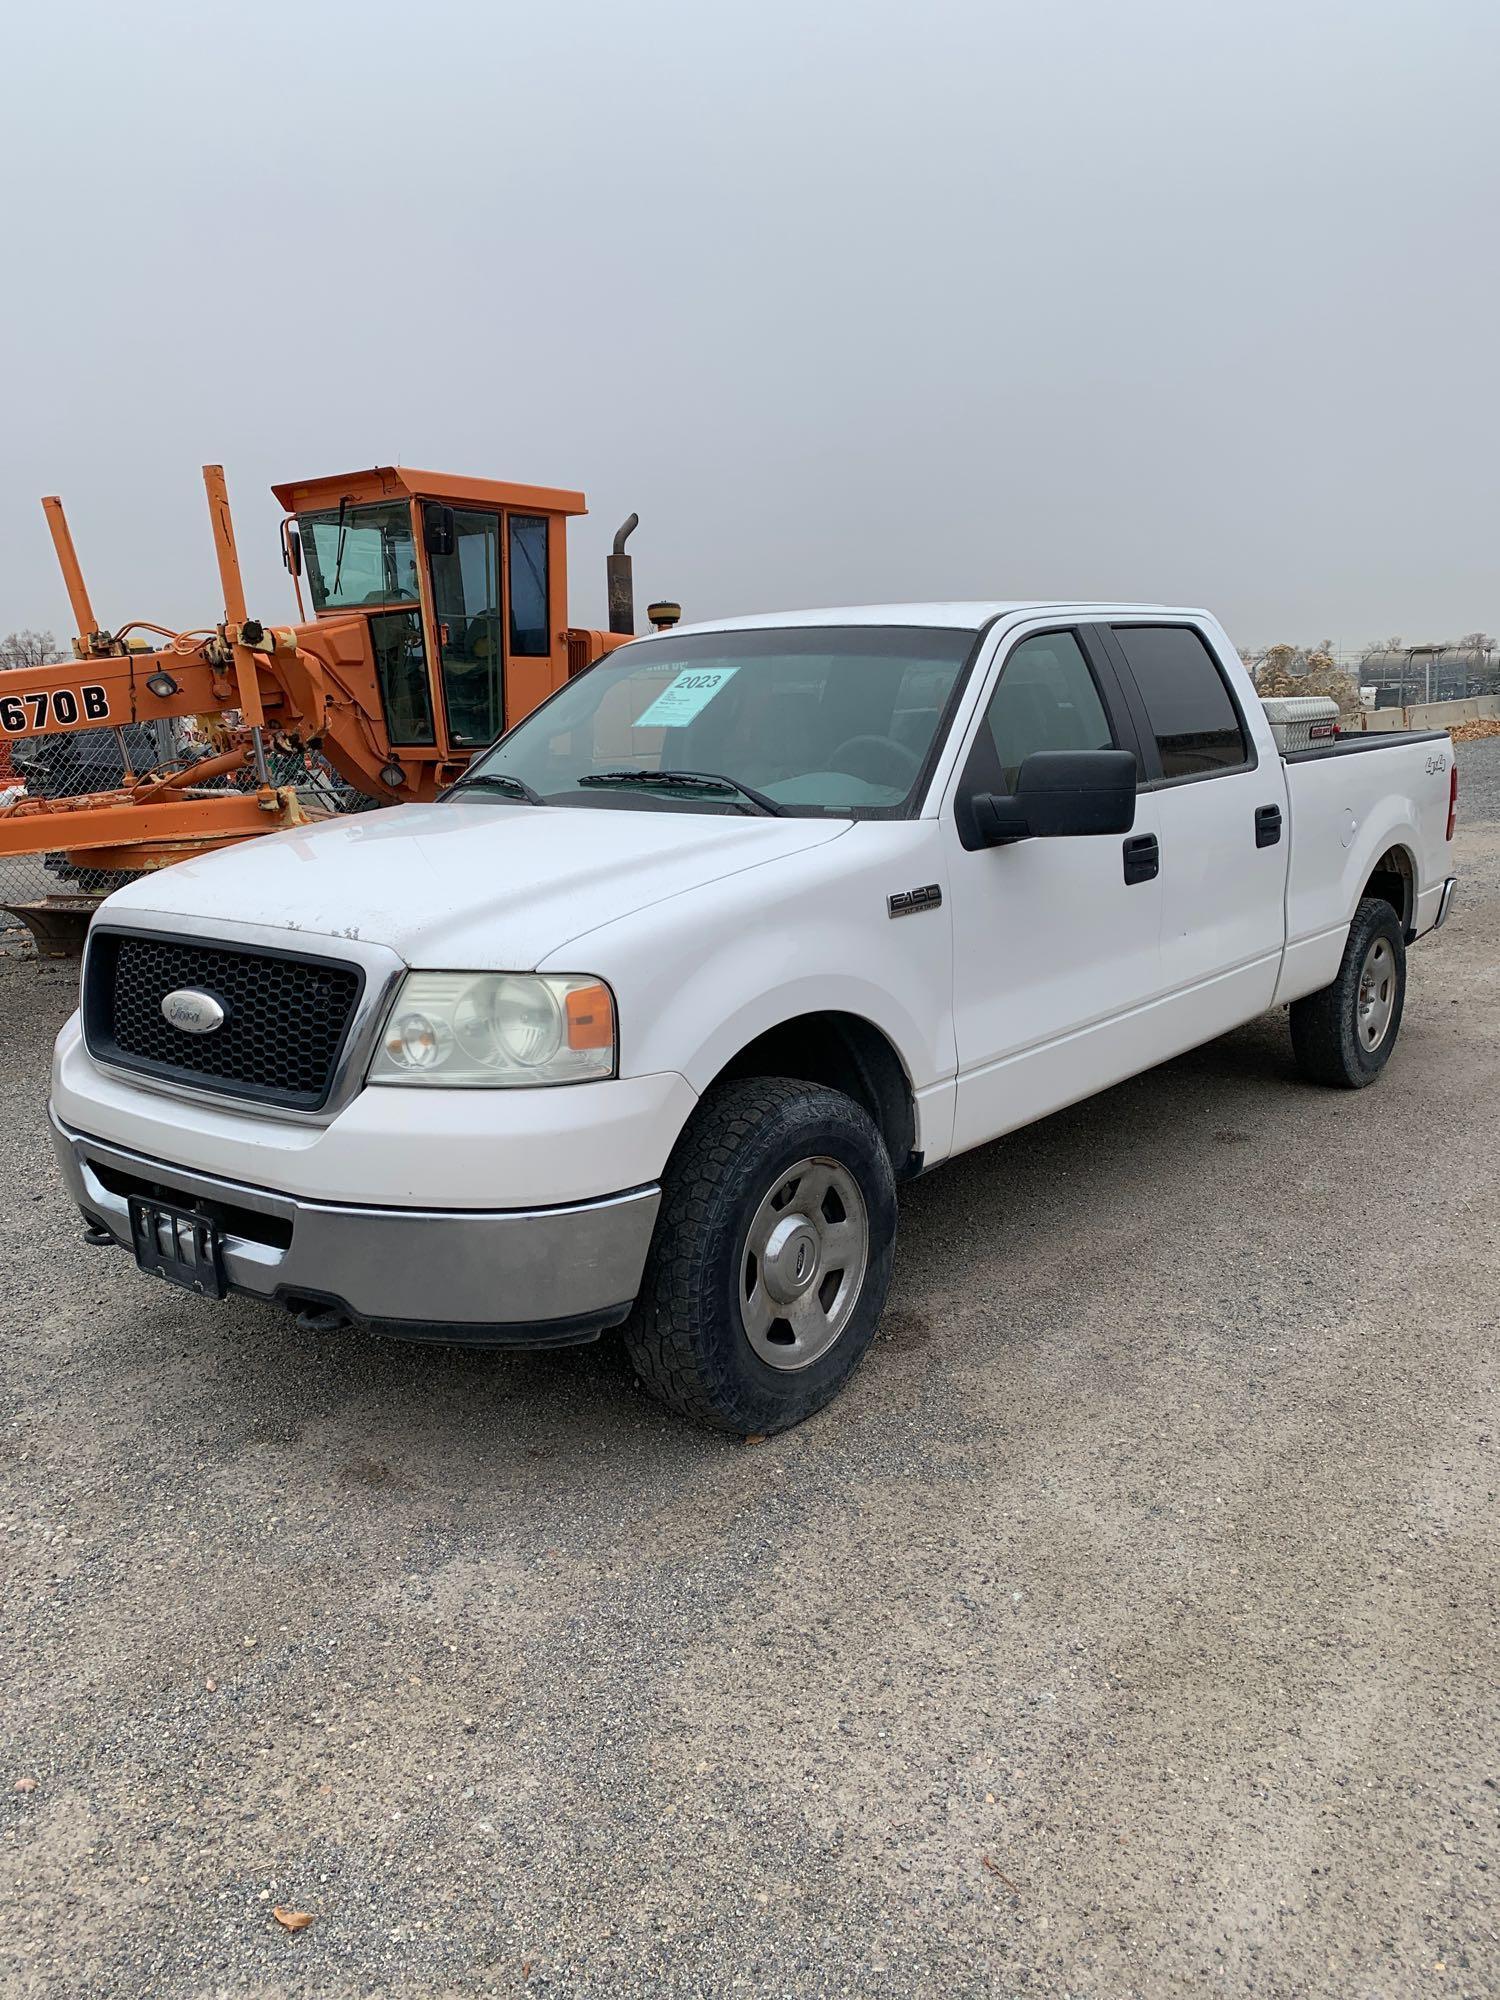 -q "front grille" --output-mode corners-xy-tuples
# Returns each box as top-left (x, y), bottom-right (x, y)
(565, 629), (594, 679)
(84, 929), (365, 1111)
